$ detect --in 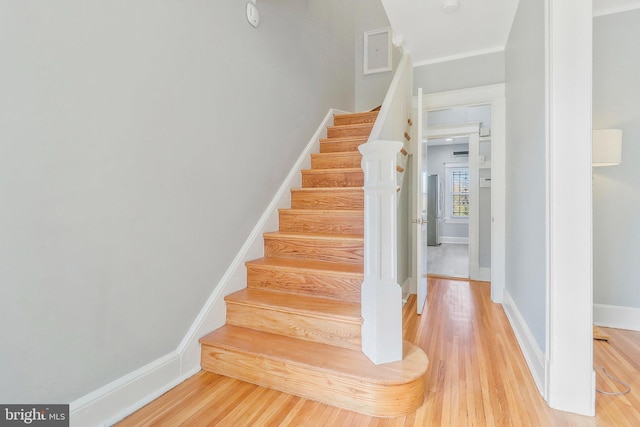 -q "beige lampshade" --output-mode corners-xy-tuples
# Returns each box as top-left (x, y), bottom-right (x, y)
(593, 129), (622, 167)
